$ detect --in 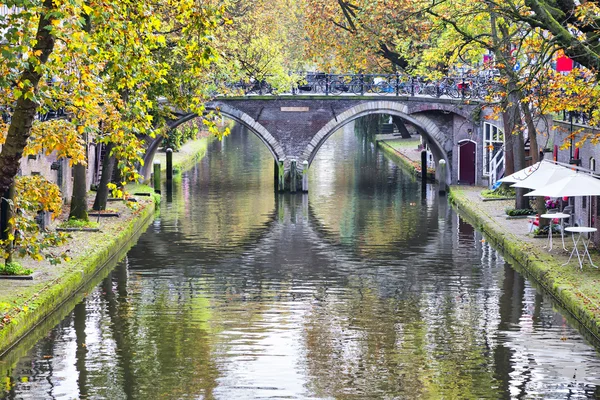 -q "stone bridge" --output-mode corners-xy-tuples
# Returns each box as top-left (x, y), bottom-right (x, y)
(143, 95), (502, 191)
